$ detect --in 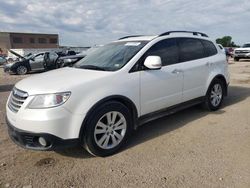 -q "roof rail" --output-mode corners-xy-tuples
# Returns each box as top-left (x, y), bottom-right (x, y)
(118, 35), (144, 40)
(159, 31), (208, 37)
